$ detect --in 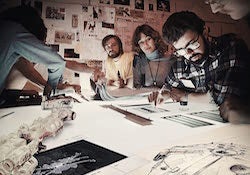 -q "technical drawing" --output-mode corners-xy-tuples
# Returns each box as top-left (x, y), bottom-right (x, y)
(148, 142), (250, 175)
